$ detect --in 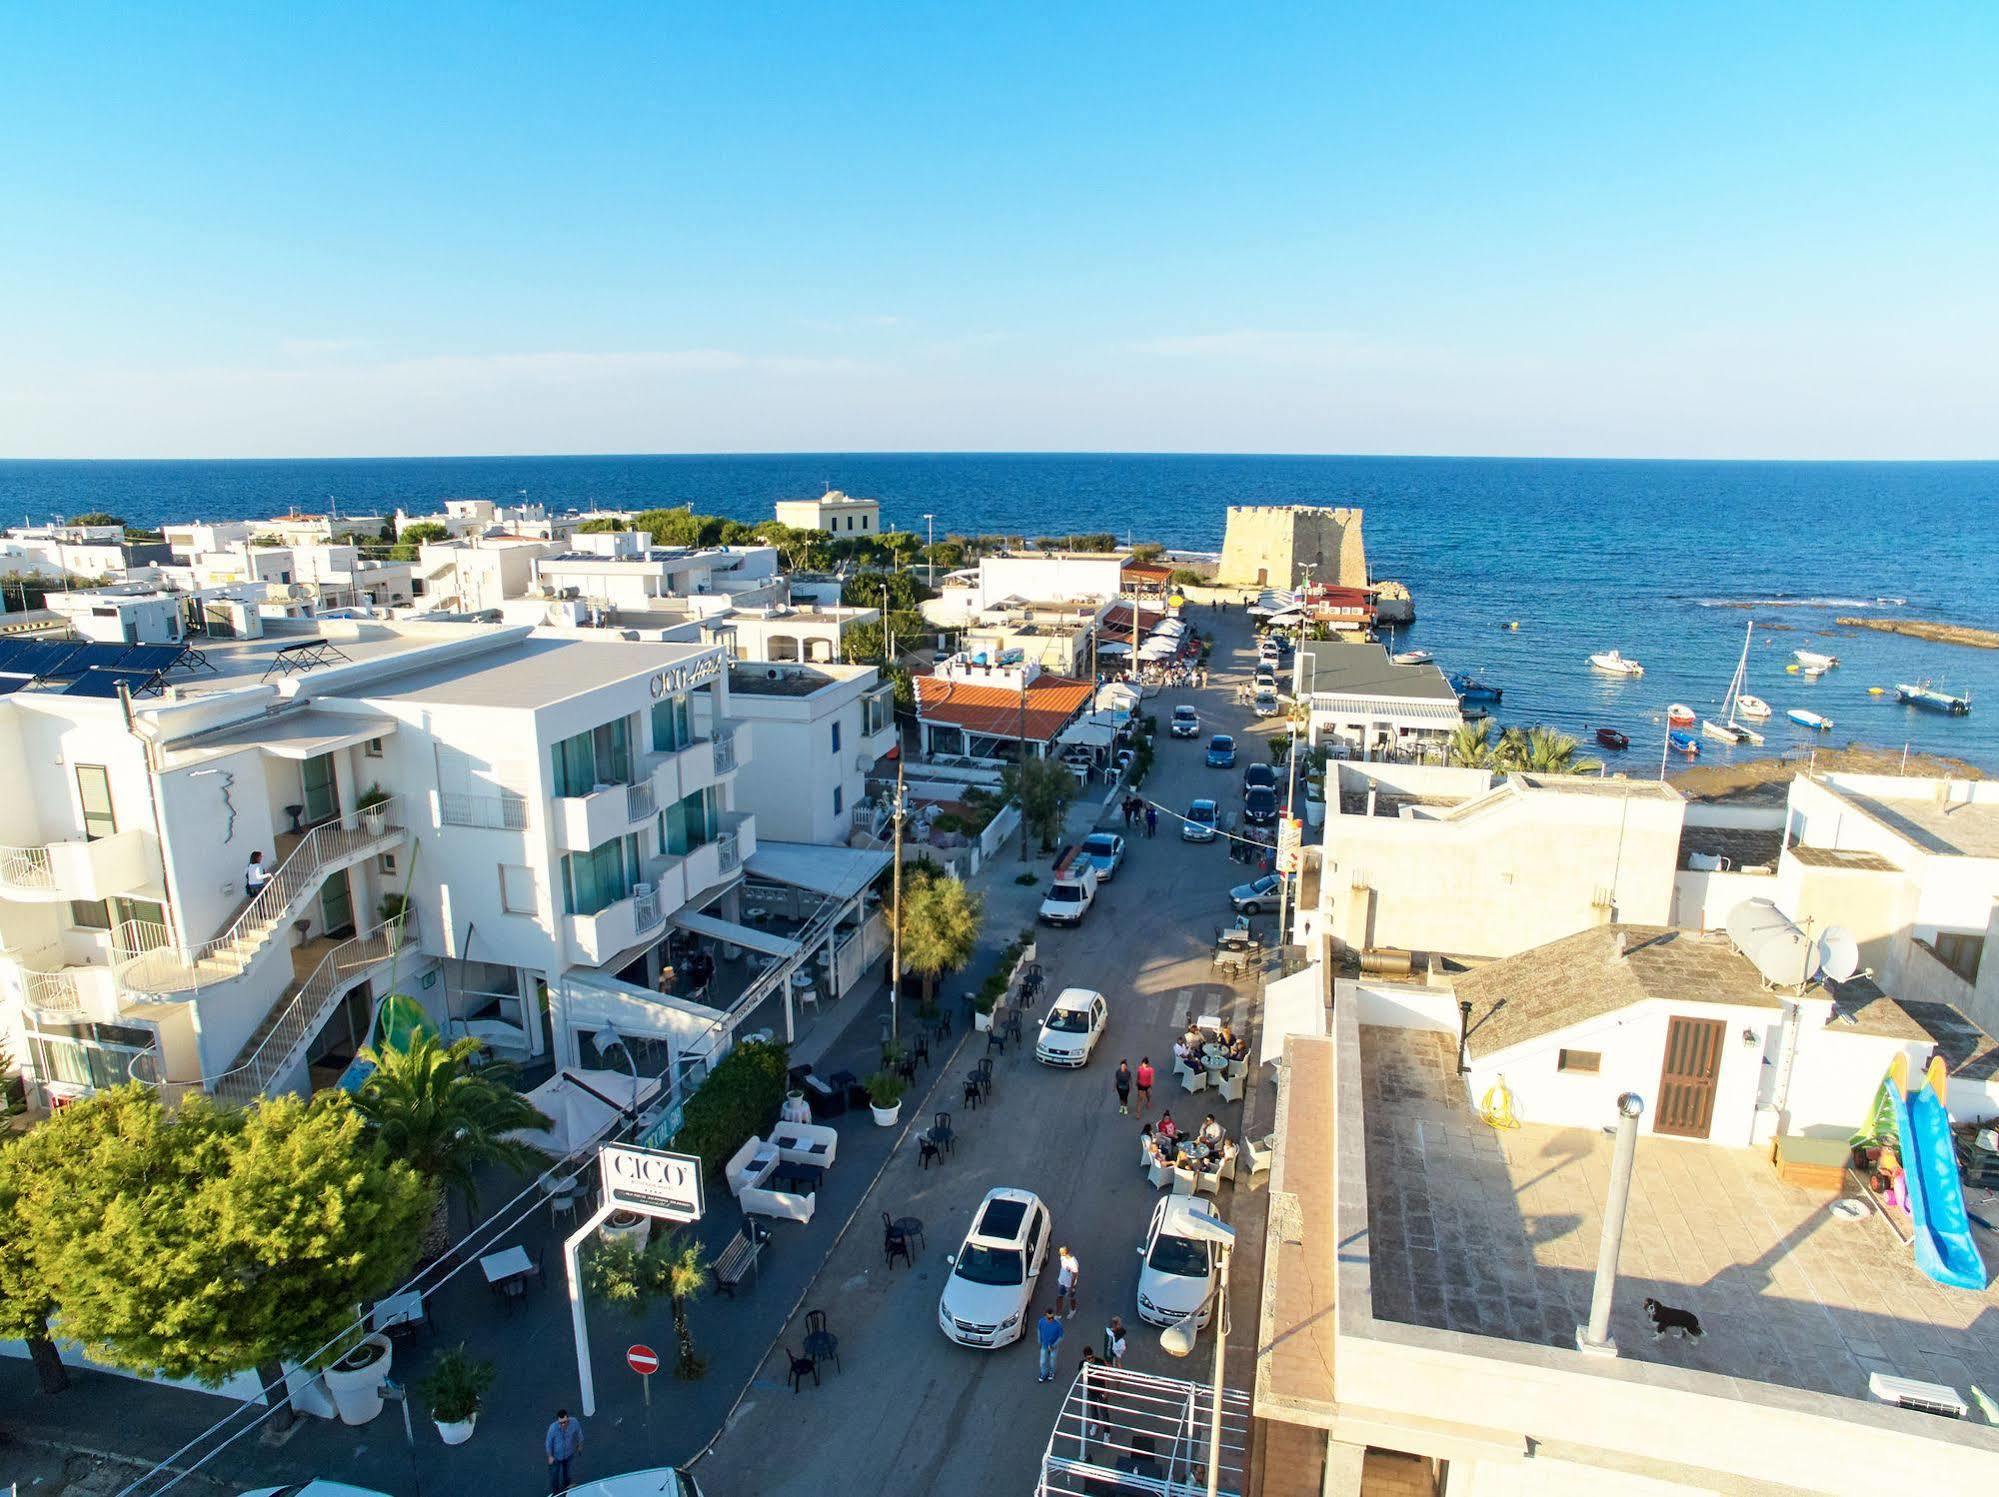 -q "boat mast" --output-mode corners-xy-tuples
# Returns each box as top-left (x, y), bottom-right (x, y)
(1724, 621), (1752, 726)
